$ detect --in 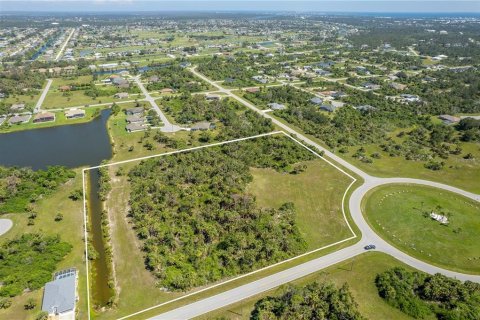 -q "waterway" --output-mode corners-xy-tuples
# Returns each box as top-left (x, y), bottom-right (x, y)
(0, 108), (114, 307)
(0, 109), (112, 170)
(88, 168), (114, 307)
